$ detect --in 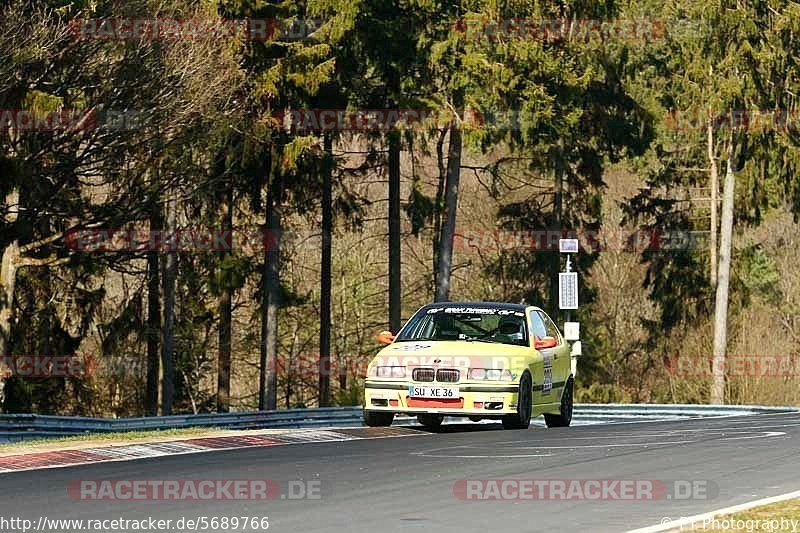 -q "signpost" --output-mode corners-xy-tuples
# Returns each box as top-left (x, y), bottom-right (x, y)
(558, 239), (579, 317)
(559, 272), (578, 310)
(563, 321), (580, 342)
(558, 238), (579, 254)
(558, 239), (581, 377)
